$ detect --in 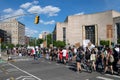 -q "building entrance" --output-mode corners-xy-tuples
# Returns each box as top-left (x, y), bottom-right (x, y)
(85, 25), (95, 44)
